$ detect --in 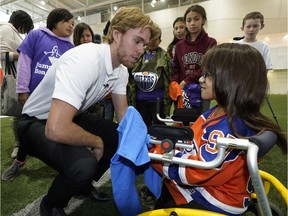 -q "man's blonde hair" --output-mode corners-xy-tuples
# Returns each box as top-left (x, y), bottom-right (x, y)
(102, 7), (160, 44)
